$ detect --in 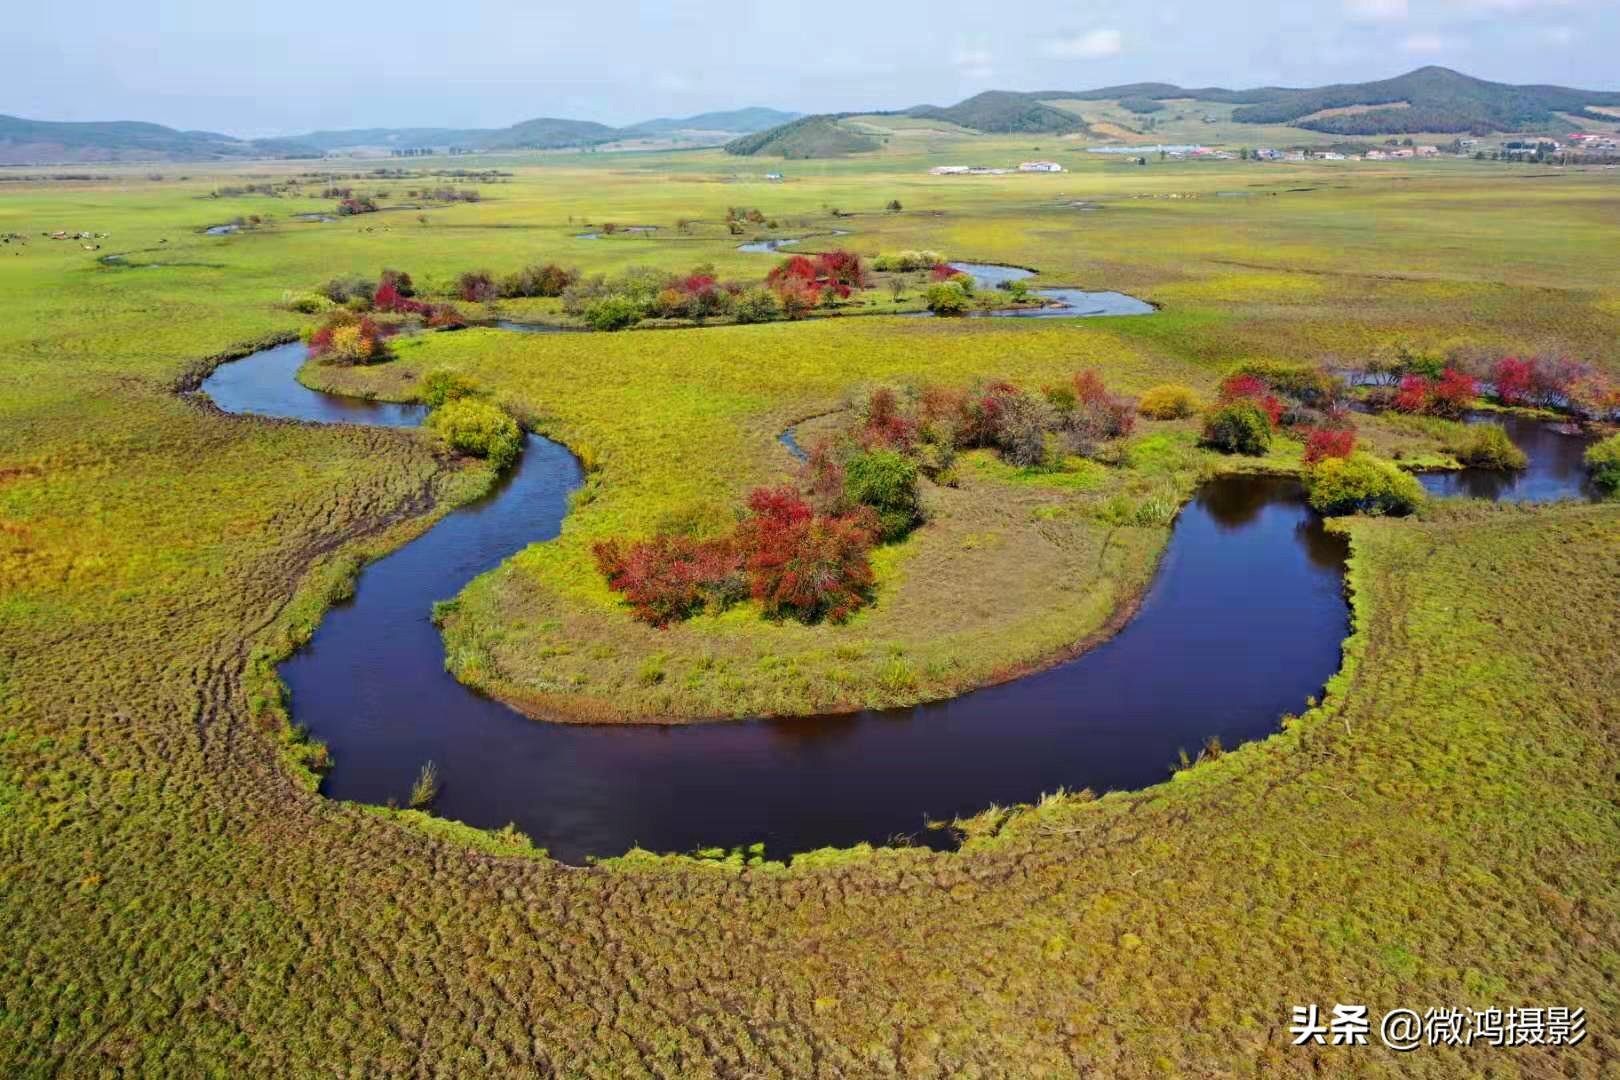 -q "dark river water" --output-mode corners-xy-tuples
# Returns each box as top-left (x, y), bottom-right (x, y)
(1417, 412), (1602, 502)
(200, 339), (1594, 862)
